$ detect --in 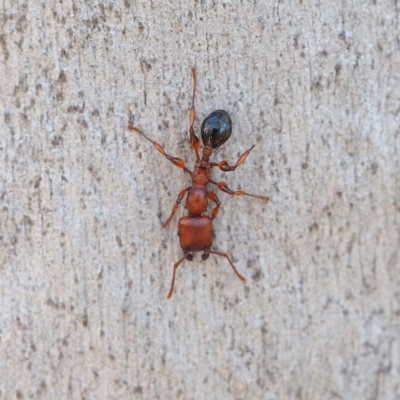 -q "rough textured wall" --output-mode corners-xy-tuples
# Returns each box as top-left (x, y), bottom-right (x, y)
(1, 1), (399, 399)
